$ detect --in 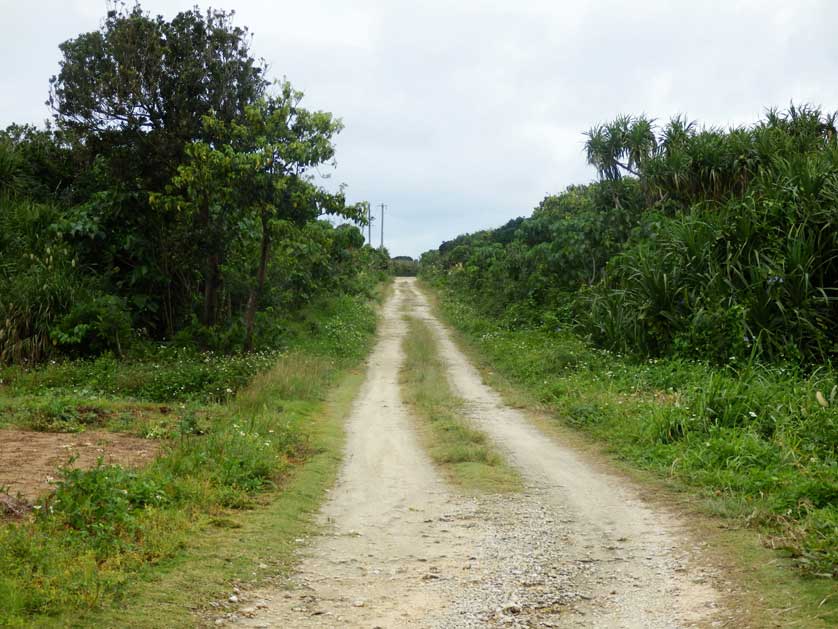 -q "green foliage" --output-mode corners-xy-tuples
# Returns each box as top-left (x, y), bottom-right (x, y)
(0, 138), (27, 198)
(5, 346), (278, 404)
(0, 3), (380, 366)
(419, 105), (838, 583)
(422, 105), (838, 366)
(50, 295), (132, 357)
(0, 2), (381, 623)
(578, 106), (838, 363)
(390, 256), (418, 276)
(434, 290), (838, 577)
(0, 197), (92, 364)
(150, 89), (367, 348)
(422, 180), (644, 325)
(50, 4), (267, 185)
(0, 290), (379, 625)
(1, 395), (114, 433)
(41, 460), (168, 553)
(2, 284), (385, 407)
(31, 4), (274, 338)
